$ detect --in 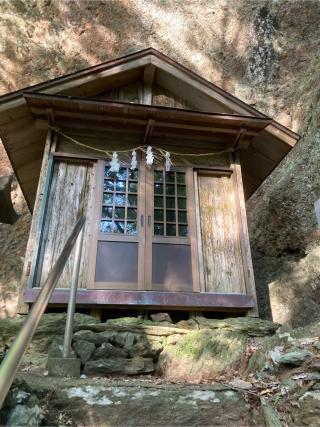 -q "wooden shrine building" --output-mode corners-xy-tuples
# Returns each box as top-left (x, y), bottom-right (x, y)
(0, 48), (300, 316)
